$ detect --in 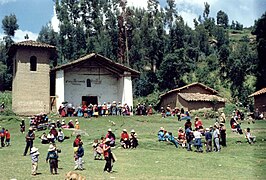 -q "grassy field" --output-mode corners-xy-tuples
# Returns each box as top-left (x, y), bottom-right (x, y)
(0, 114), (265, 180)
